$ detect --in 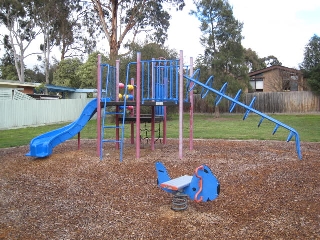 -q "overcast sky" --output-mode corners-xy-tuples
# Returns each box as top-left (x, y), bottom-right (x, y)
(166, 0), (320, 69)
(2, 0), (320, 70)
